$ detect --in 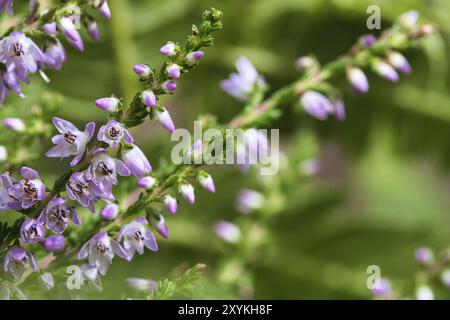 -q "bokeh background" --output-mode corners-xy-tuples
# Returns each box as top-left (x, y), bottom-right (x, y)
(1, 0), (450, 299)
